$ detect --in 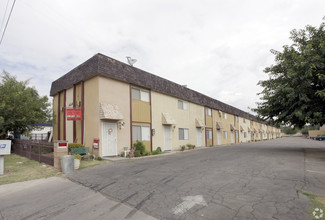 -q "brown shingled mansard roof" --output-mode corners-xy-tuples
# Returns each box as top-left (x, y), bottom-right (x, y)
(50, 53), (258, 121)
